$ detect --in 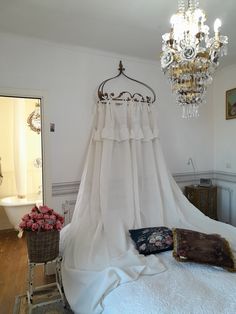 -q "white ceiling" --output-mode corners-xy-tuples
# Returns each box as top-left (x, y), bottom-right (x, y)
(0, 0), (236, 67)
